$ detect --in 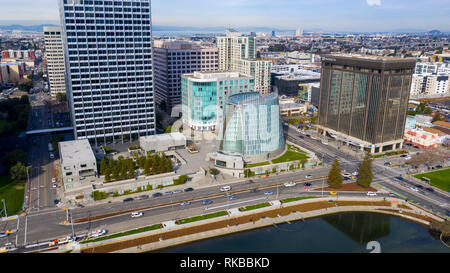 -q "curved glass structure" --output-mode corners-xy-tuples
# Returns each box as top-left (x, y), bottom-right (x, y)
(218, 92), (285, 161)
